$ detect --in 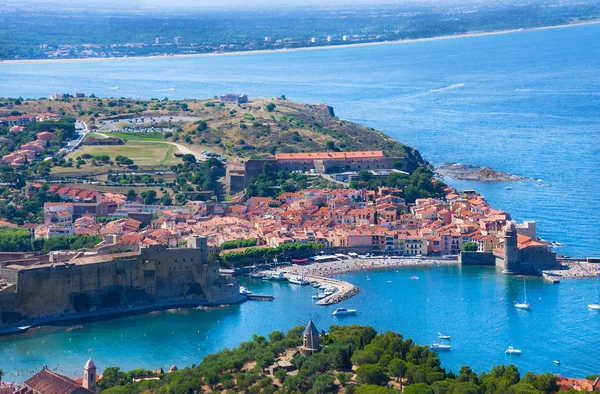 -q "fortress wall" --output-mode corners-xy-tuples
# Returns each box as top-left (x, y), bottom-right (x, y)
(0, 238), (240, 325)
